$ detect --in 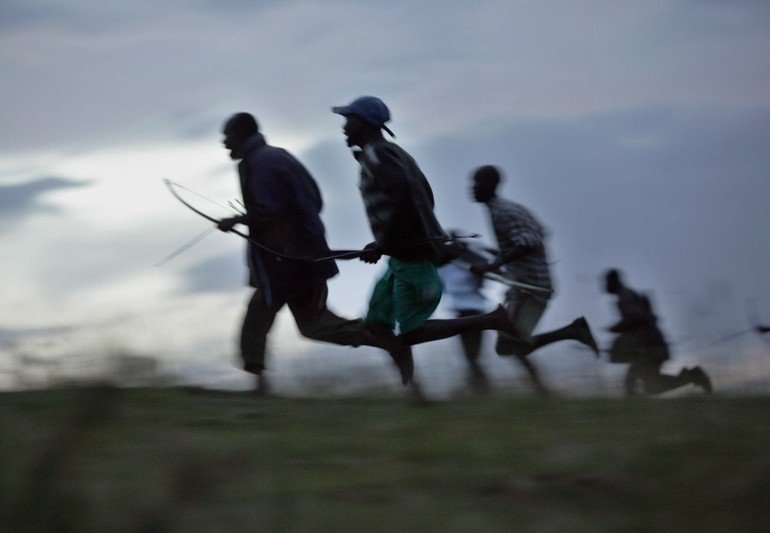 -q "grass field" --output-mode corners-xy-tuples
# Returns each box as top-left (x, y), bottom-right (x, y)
(1, 386), (769, 531)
